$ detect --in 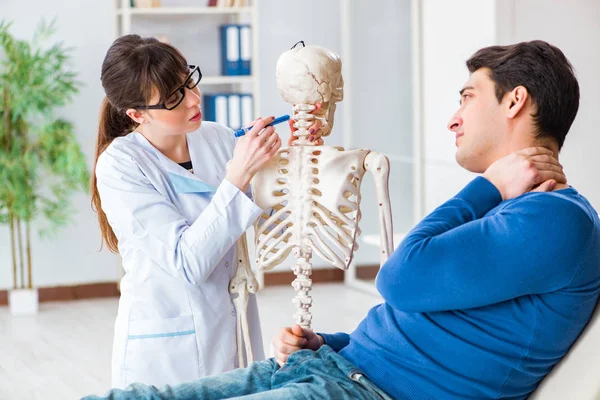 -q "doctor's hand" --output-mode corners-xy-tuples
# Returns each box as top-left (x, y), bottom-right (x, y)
(483, 147), (567, 201)
(226, 116), (282, 192)
(272, 324), (324, 367)
(288, 103), (325, 146)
